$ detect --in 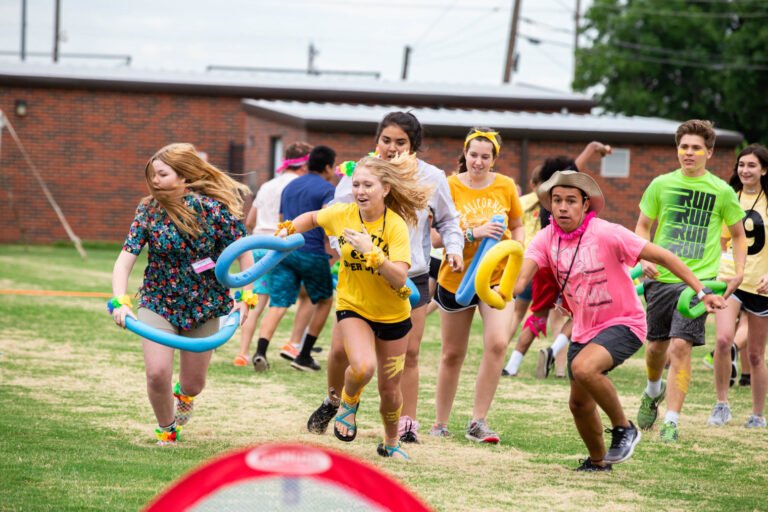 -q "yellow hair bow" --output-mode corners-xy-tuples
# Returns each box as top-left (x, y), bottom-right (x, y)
(464, 130), (500, 156)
